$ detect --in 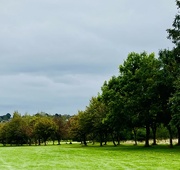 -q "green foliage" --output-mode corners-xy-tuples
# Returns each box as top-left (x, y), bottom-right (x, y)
(169, 77), (180, 127)
(136, 128), (146, 142)
(52, 115), (67, 144)
(0, 112), (71, 146)
(34, 116), (57, 145)
(119, 52), (161, 146)
(4, 112), (28, 145)
(156, 124), (170, 140)
(167, 0), (180, 47)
